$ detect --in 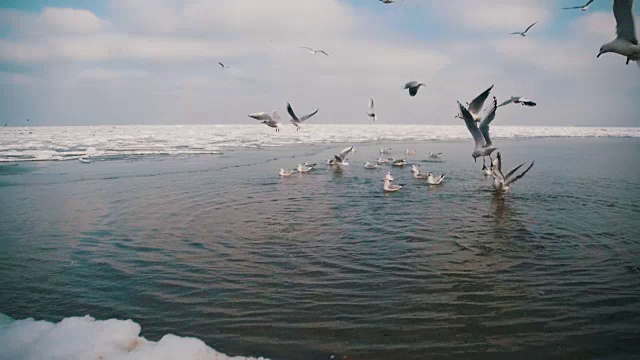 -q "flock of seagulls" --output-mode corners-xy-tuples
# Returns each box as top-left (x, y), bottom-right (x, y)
(235, 0), (638, 194)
